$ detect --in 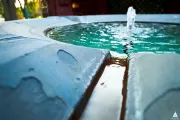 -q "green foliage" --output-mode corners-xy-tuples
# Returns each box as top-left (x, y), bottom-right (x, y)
(16, 0), (42, 19)
(25, 0), (42, 18)
(0, 0), (4, 17)
(16, 7), (24, 19)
